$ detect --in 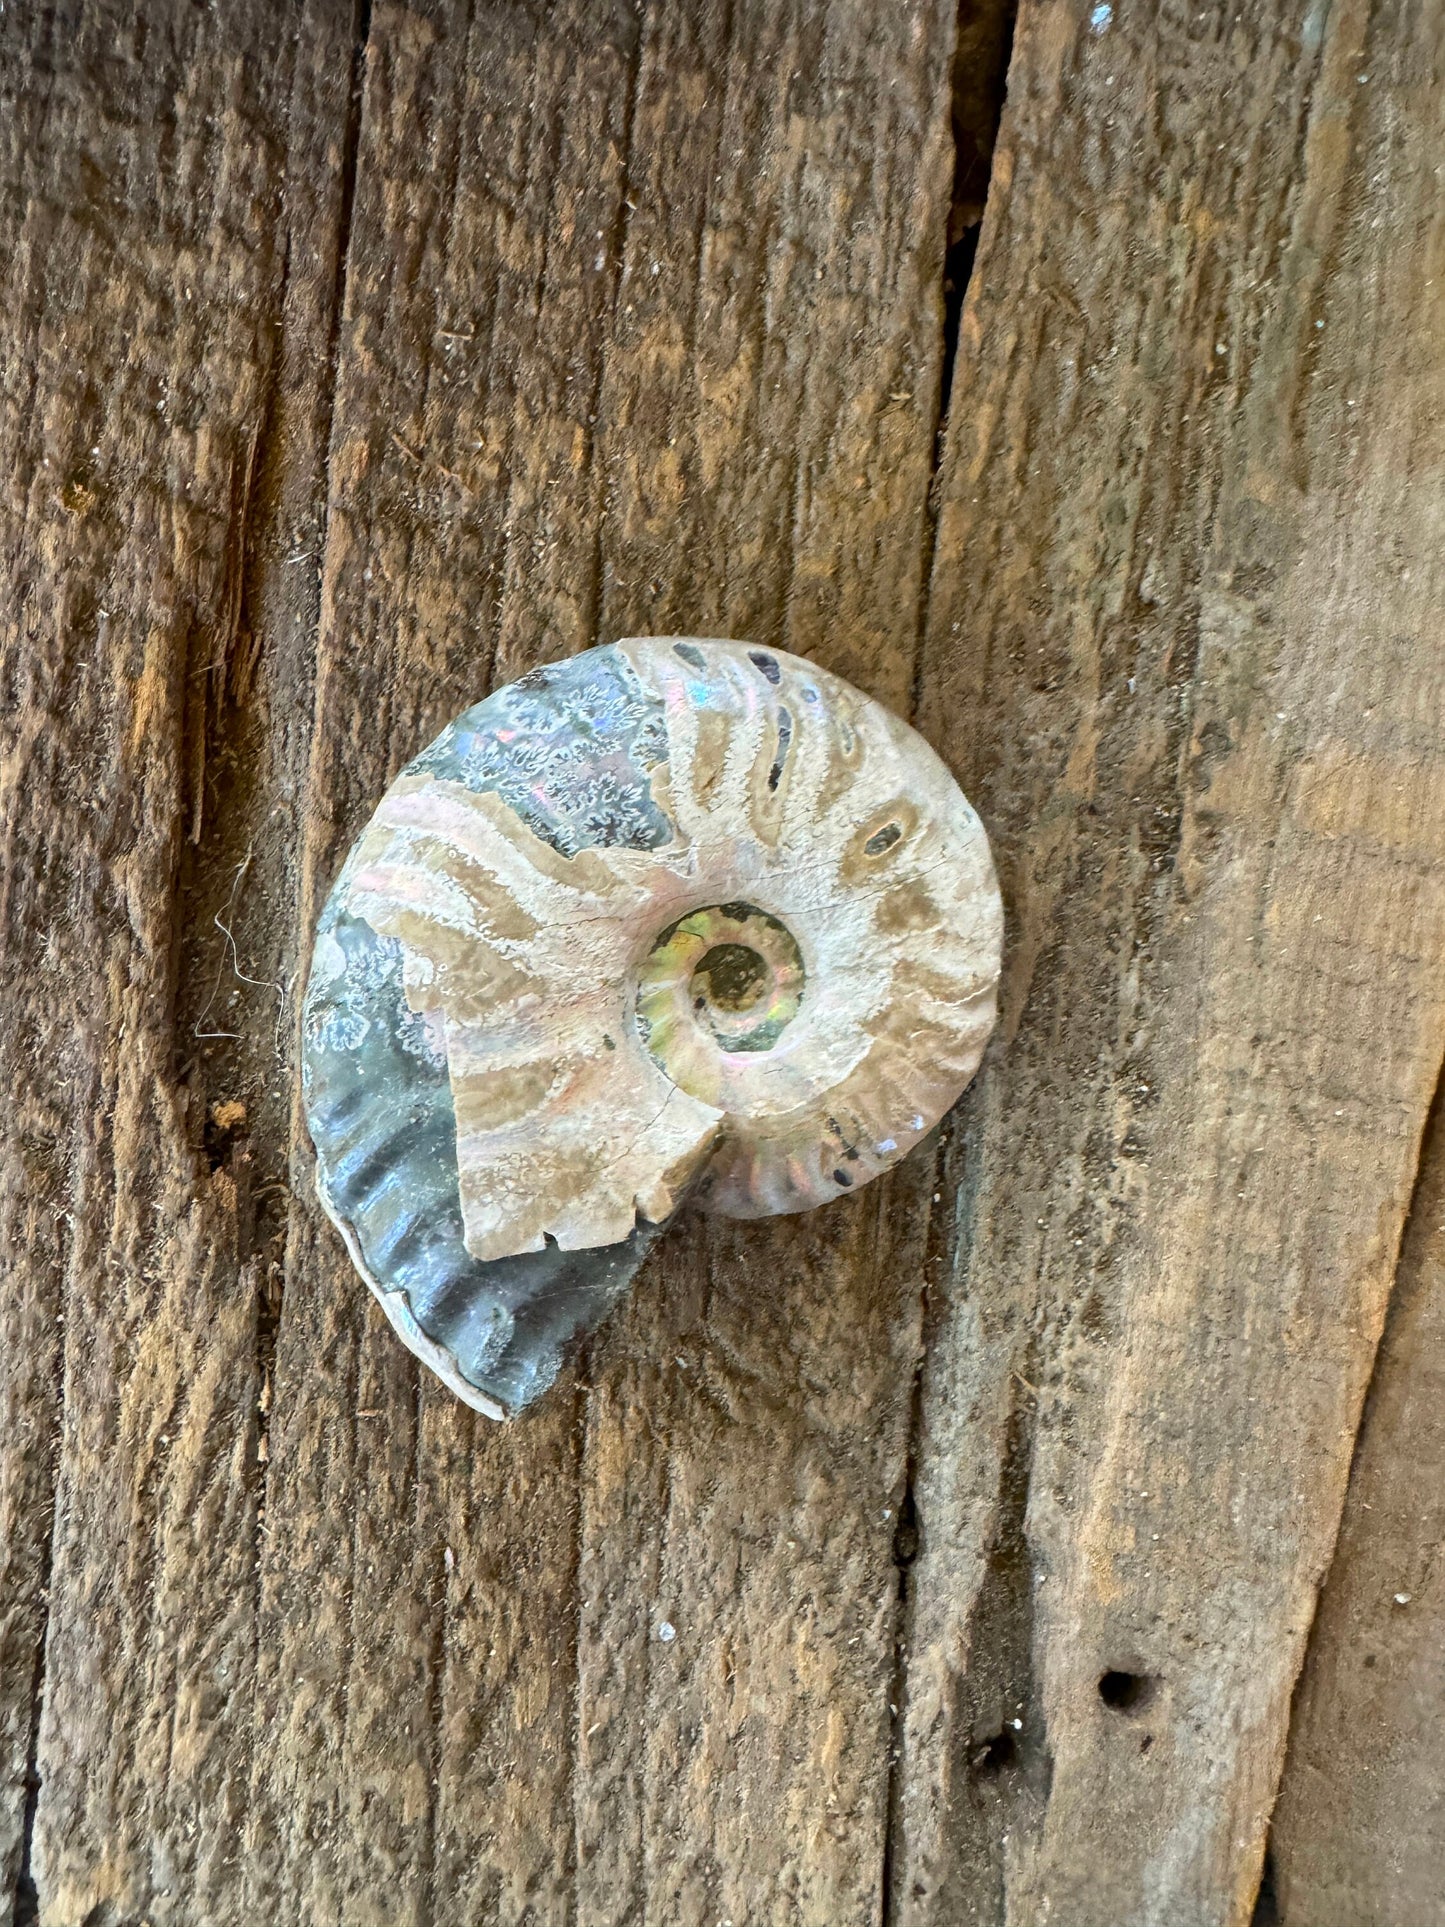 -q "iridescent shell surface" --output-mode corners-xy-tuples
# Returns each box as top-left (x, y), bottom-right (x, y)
(303, 638), (1002, 1417)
